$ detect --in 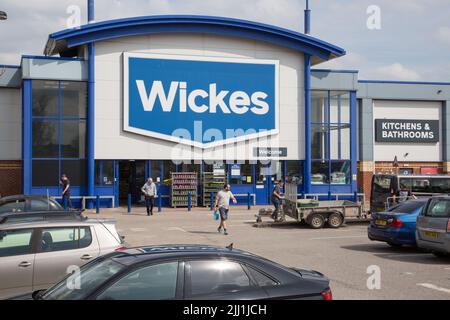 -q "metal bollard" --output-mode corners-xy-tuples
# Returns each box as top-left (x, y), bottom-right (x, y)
(328, 191), (332, 200)
(127, 193), (132, 213)
(247, 192), (251, 210)
(210, 192), (214, 211)
(187, 192), (191, 212)
(96, 195), (100, 214)
(354, 191), (358, 203)
(158, 195), (162, 213)
(63, 196), (68, 210)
